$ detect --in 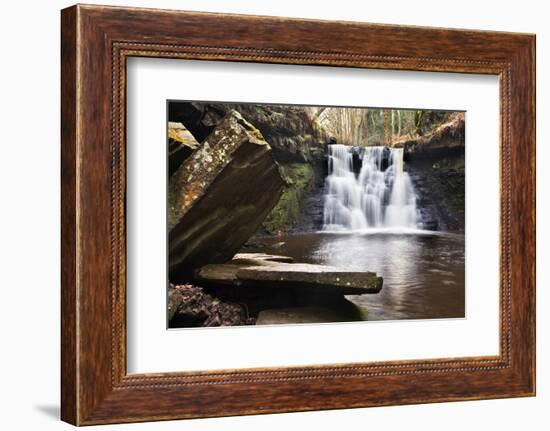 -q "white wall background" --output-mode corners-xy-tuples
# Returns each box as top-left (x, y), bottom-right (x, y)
(0, 0), (546, 429)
